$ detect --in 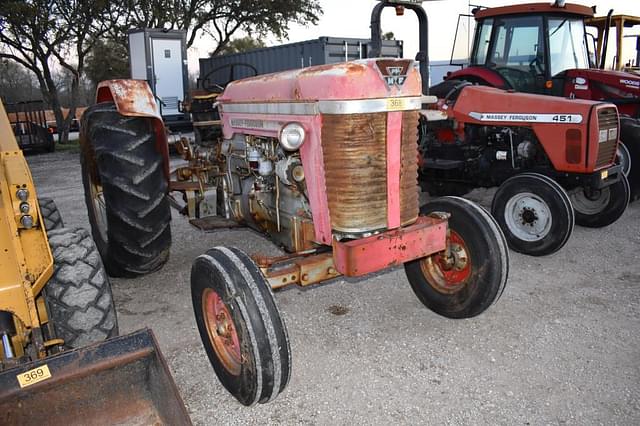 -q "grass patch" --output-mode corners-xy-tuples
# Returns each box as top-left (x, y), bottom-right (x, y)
(55, 138), (80, 153)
